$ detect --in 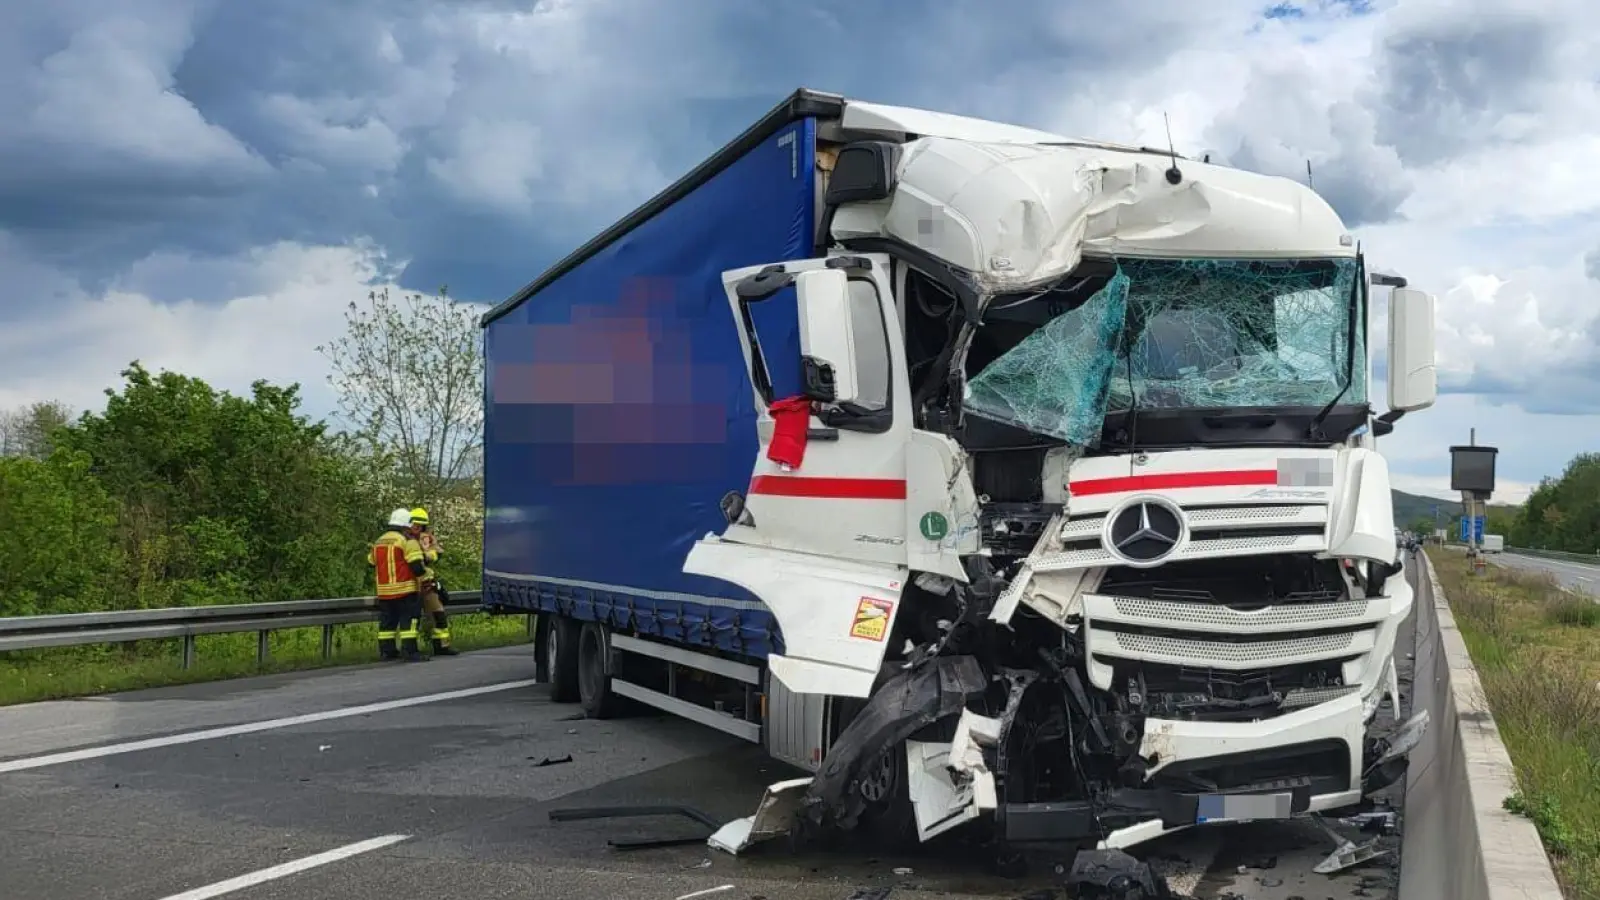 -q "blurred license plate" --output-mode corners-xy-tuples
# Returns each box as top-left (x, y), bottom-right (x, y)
(1195, 792), (1293, 824)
